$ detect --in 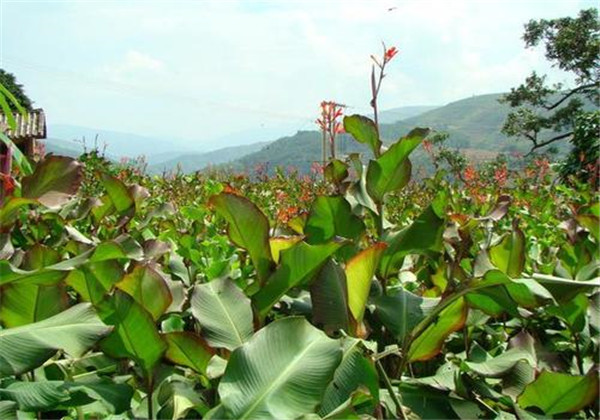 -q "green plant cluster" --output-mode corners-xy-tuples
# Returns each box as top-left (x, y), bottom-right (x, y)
(0, 108), (598, 419)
